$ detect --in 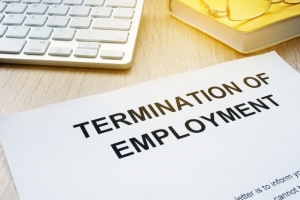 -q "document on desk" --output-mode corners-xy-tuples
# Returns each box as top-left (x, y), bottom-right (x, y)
(1, 52), (300, 200)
